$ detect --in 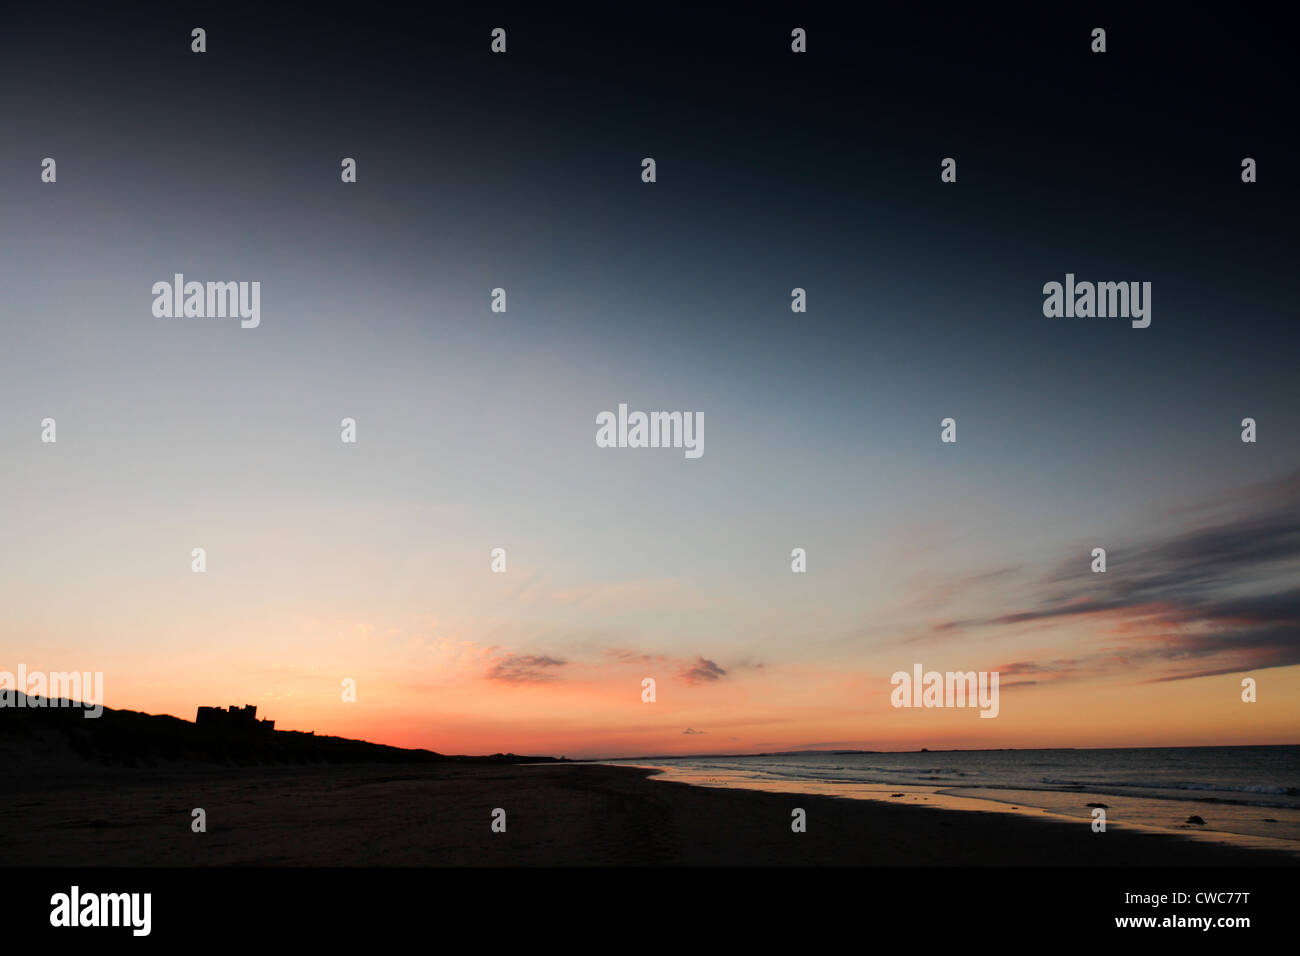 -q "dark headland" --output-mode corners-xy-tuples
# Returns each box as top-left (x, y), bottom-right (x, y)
(0, 694), (562, 768)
